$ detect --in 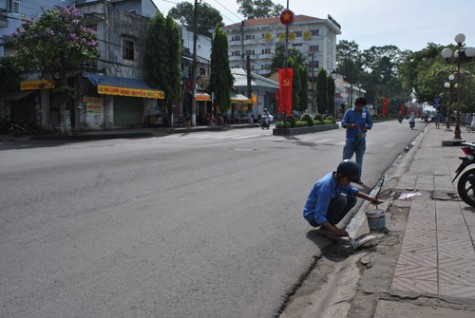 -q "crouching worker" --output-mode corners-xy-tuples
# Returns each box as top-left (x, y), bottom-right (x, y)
(303, 160), (382, 240)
